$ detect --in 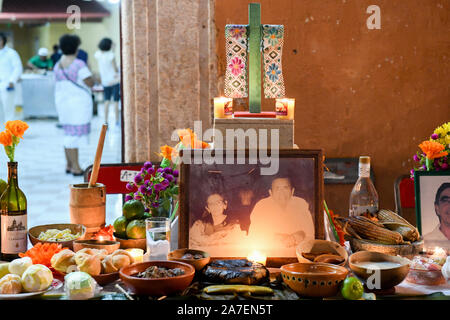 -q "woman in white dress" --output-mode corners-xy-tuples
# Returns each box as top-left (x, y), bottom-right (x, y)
(54, 34), (94, 175)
